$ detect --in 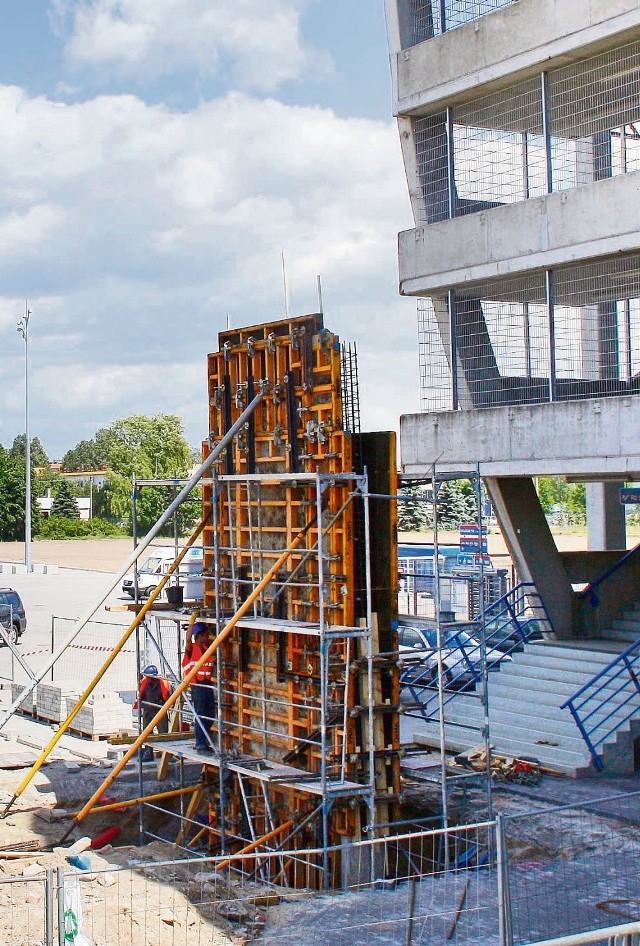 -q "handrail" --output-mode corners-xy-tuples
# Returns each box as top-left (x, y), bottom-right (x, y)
(578, 541), (640, 608)
(561, 639), (640, 771)
(402, 582), (552, 720)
